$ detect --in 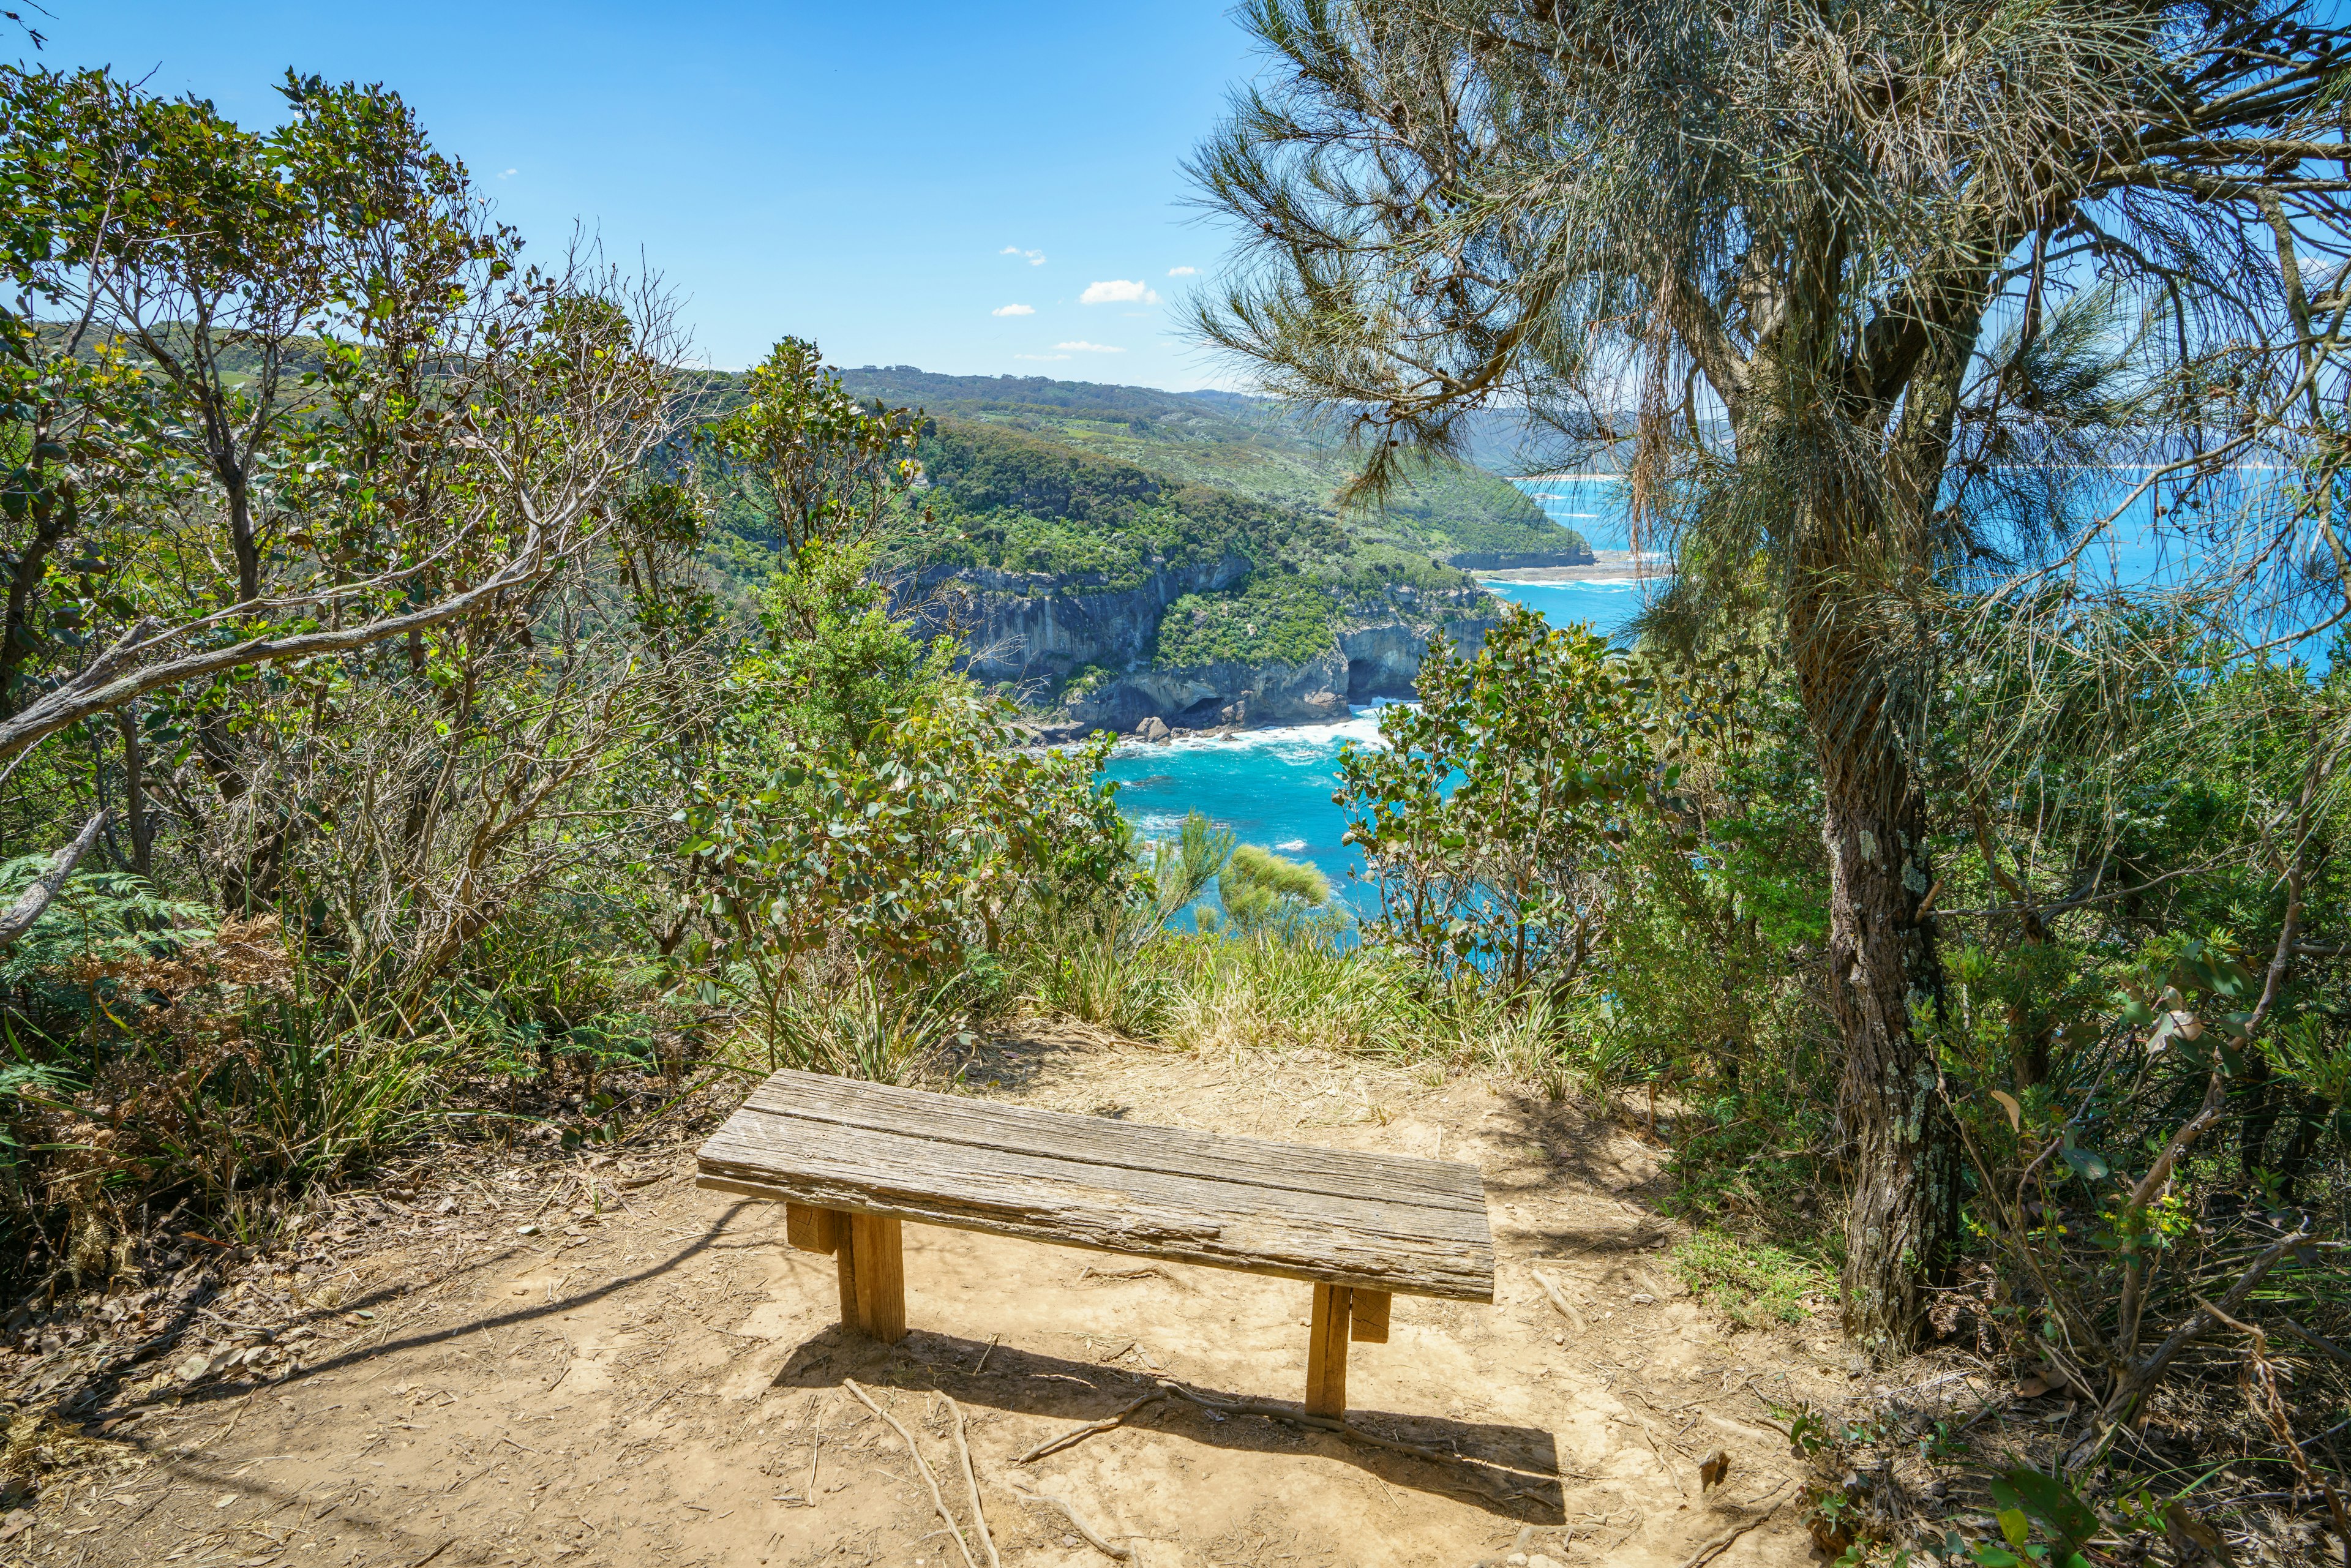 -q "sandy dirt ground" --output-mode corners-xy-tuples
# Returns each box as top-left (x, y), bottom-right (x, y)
(13, 1031), (1853, 1568)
